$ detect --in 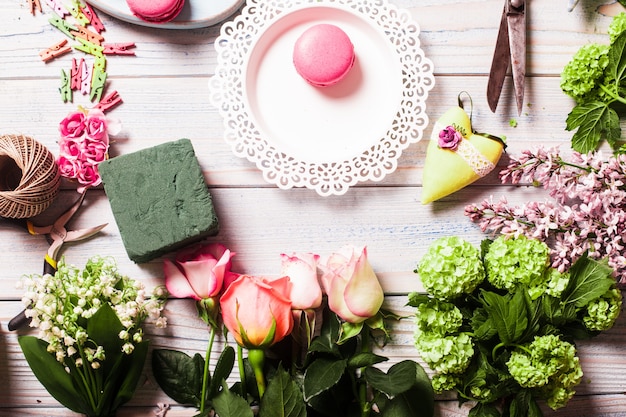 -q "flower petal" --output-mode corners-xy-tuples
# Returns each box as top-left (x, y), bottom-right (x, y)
(164, 259), (200, 300)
